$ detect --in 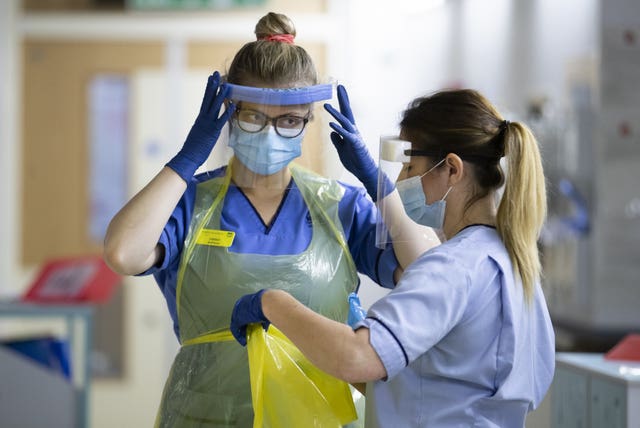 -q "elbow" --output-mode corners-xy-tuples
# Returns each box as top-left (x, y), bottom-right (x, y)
(103, 237), (150, 276)
(103, 239), (131, 275)
(334, 337), (387, 384)
(336, 354), (386, 384)
(337, 365), (367, 385)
